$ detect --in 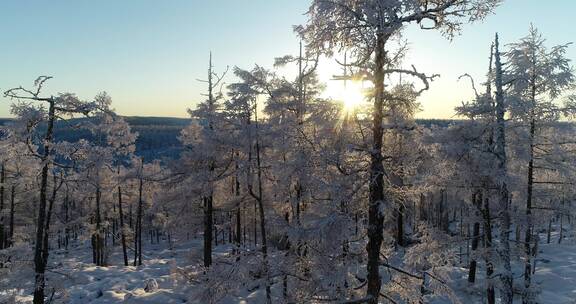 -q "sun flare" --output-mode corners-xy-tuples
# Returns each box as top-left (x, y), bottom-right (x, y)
(325, 80), (367, 112)
(340, 81), (366, 111)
